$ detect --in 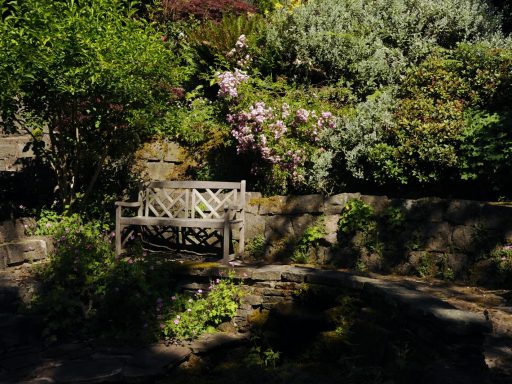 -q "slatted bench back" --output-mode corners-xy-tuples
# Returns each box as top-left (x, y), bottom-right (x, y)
(142, 181), (245, 220)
